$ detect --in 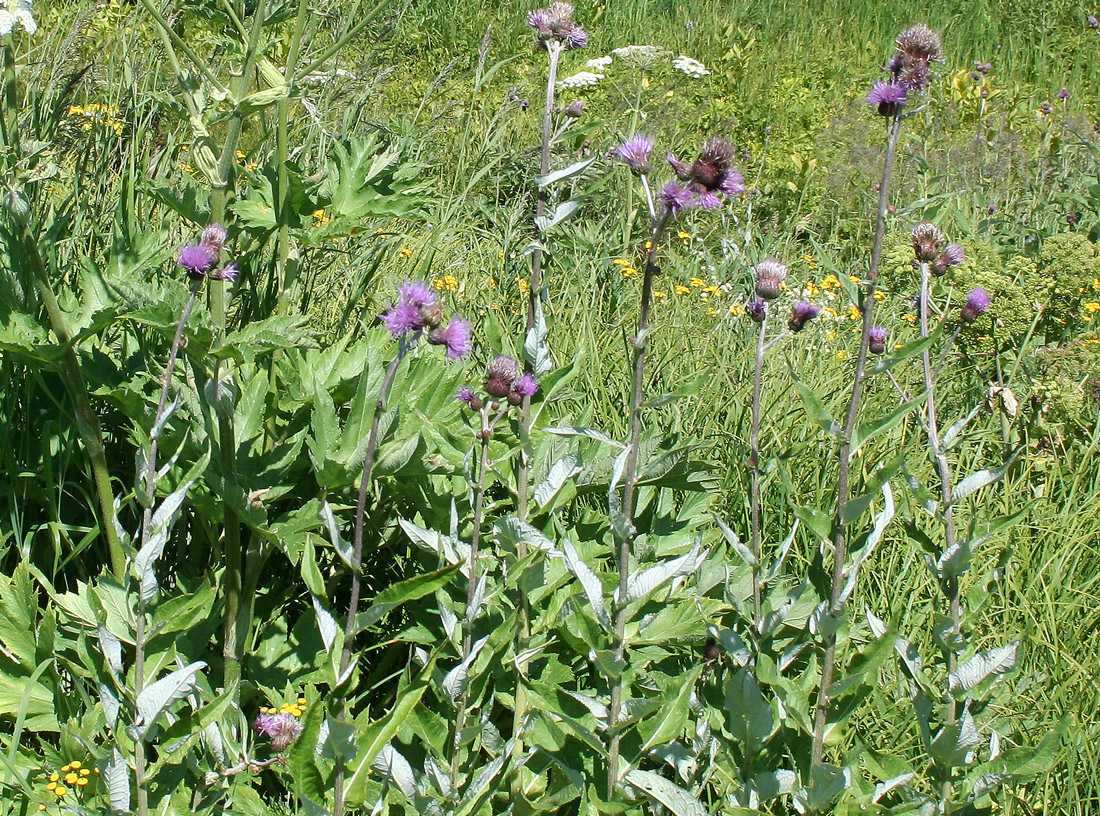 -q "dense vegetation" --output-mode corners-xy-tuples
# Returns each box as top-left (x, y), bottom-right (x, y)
(1, 0), (1098, 813)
